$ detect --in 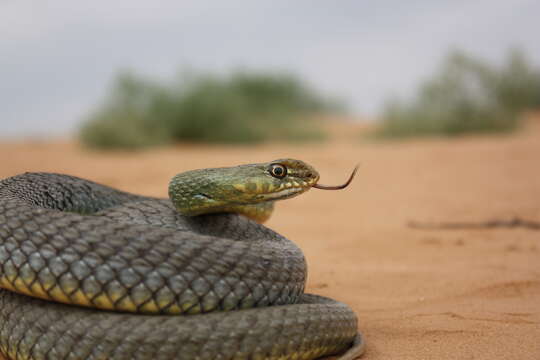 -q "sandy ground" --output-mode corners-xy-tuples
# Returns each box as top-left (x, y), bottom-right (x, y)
(1, 119), (539, 359)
